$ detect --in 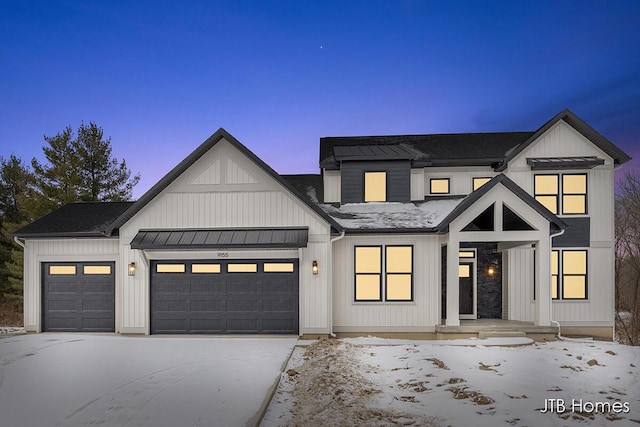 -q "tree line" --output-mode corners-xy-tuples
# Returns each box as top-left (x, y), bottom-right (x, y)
(0, 122), (140, 311)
